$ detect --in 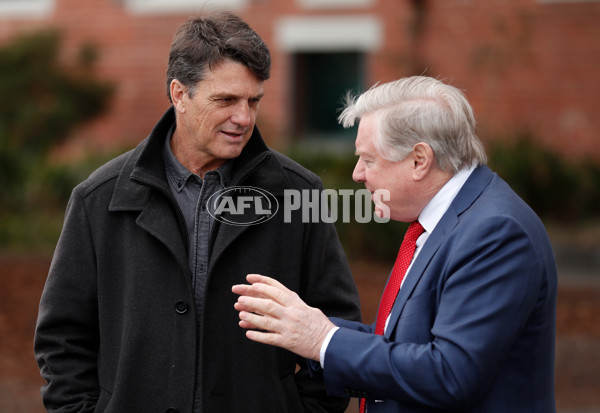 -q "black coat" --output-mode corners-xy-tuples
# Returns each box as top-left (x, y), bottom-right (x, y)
(34, 108), (362, 412)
